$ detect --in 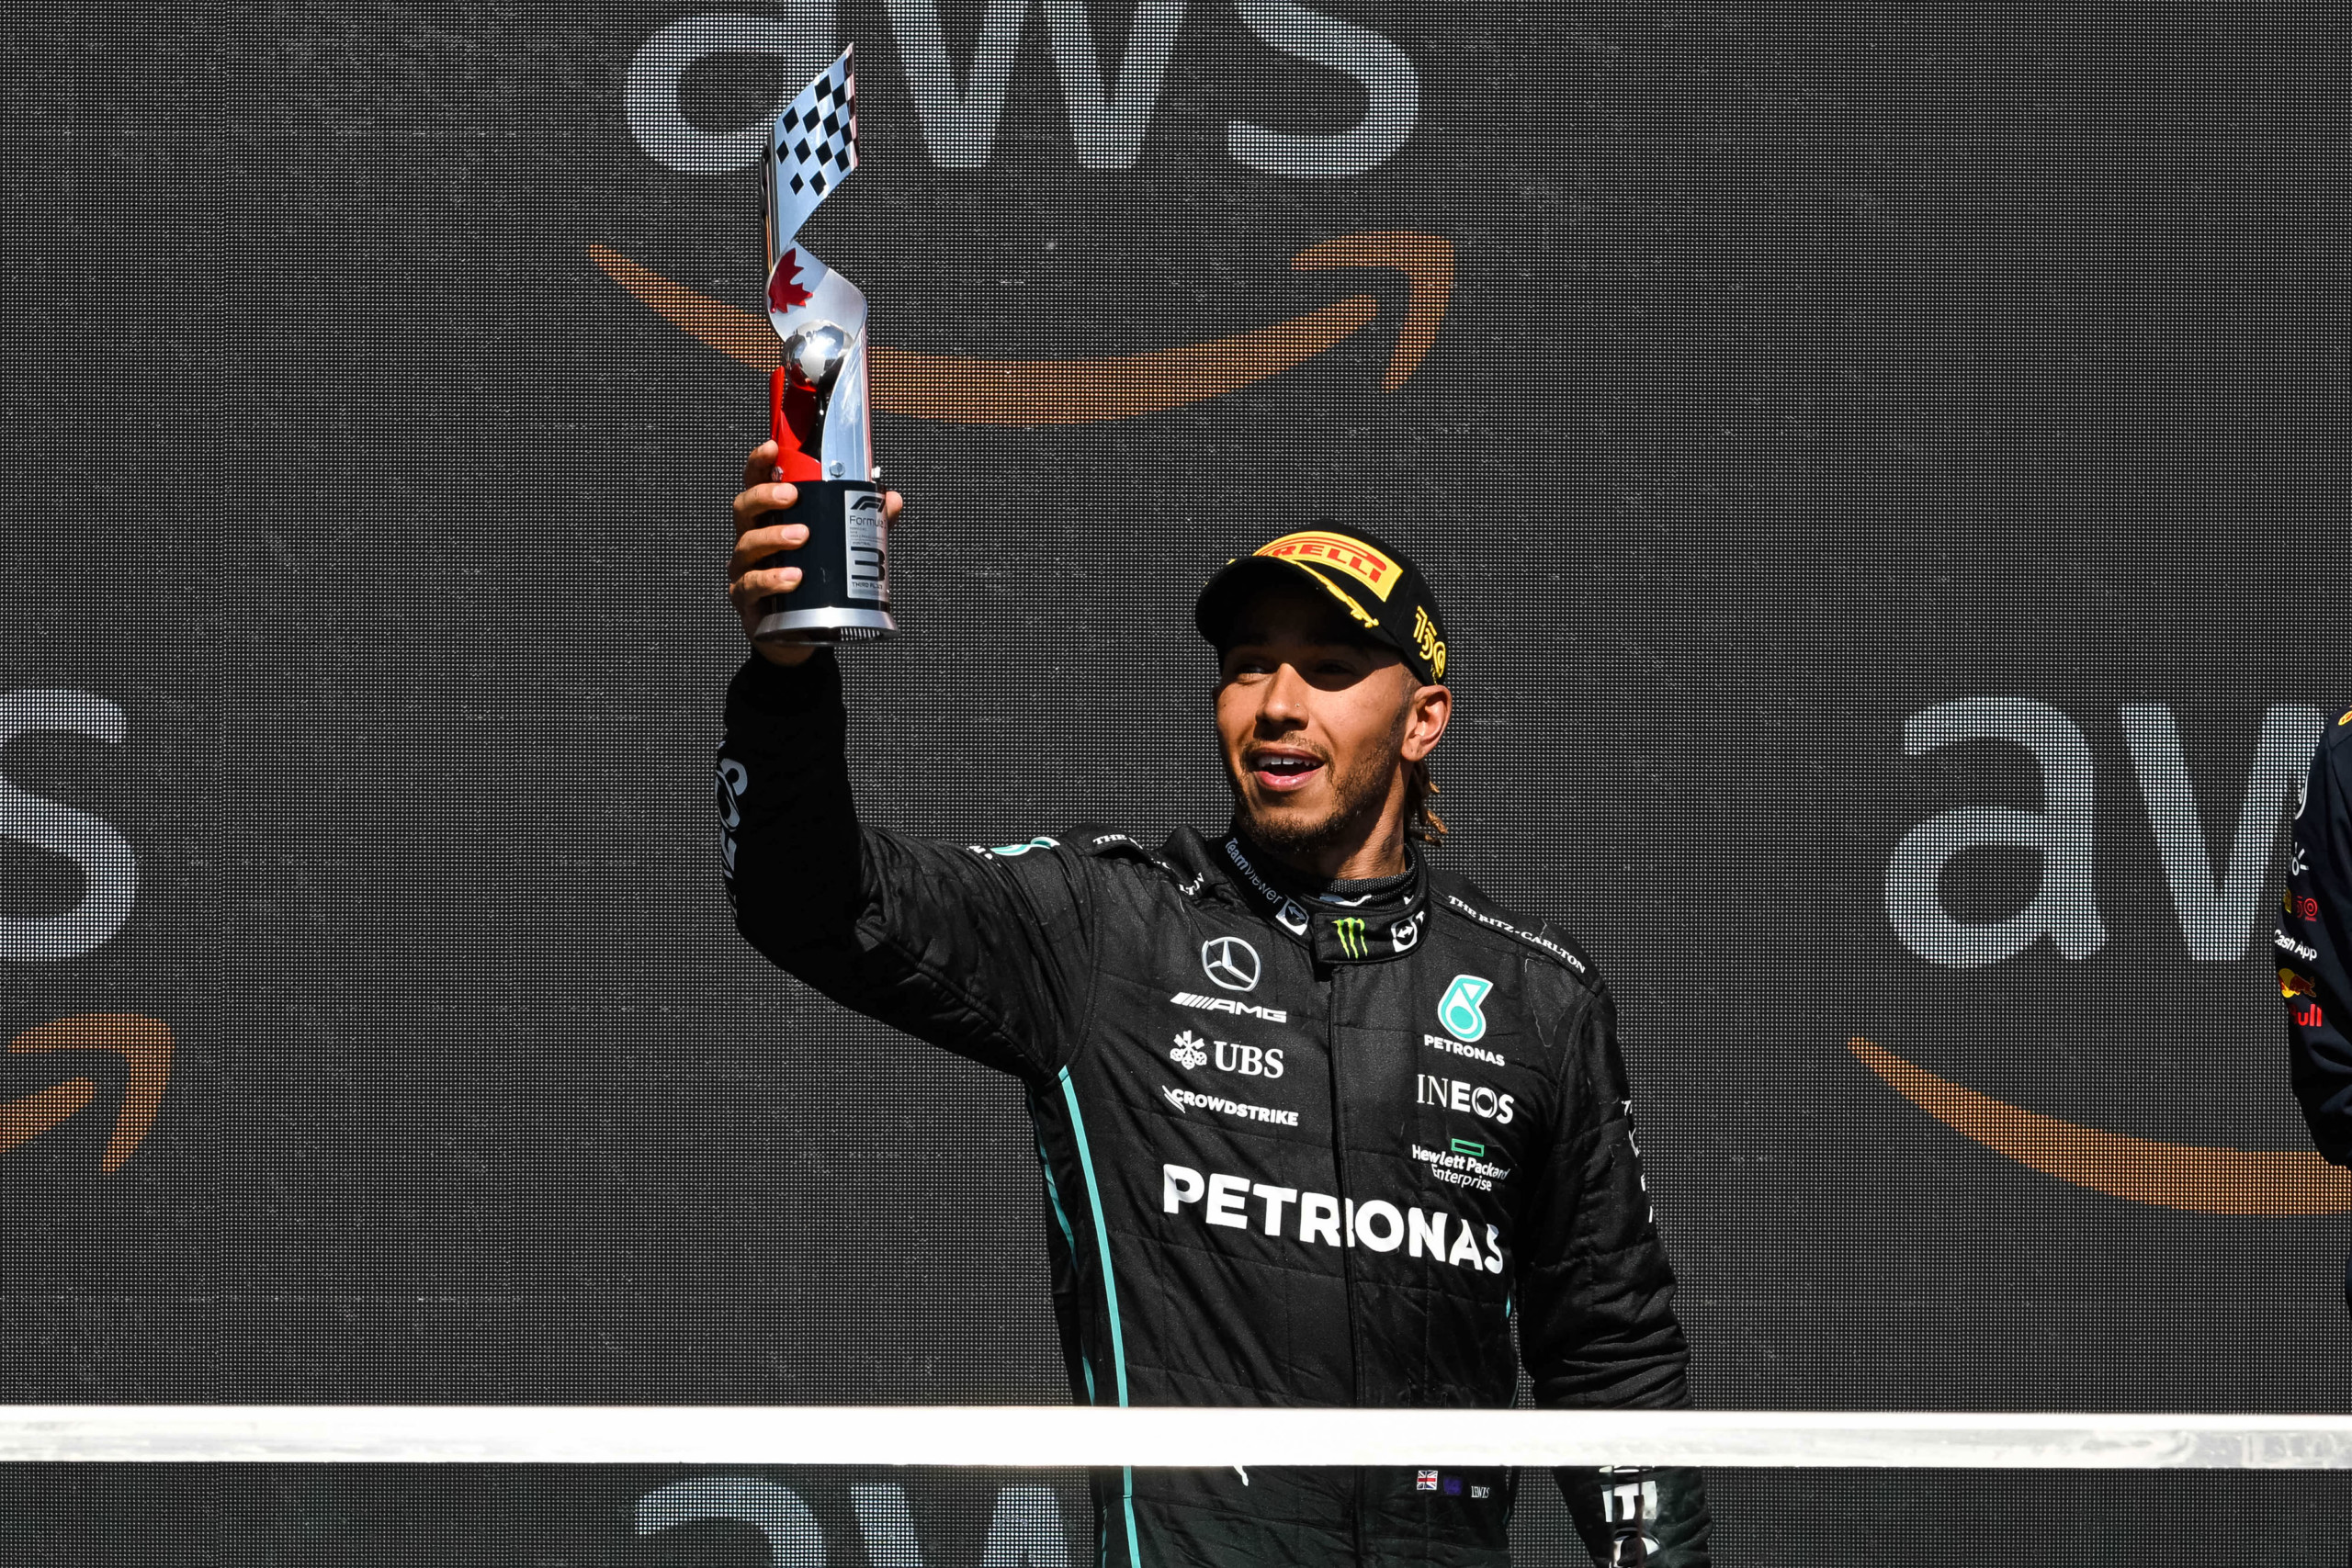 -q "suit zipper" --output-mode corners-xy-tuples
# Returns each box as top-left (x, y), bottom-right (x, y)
(1324, 960), (1368, 1564)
